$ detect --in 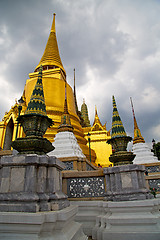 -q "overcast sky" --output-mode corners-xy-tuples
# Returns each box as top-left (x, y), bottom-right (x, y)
(0, 0), (160, 145)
